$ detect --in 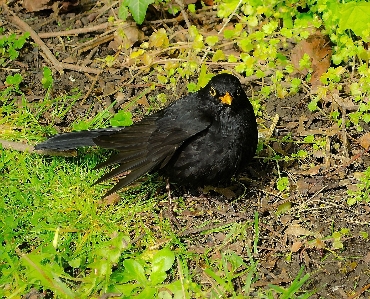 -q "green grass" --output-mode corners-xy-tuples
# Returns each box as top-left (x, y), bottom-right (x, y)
(0, 150), (314, 297)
